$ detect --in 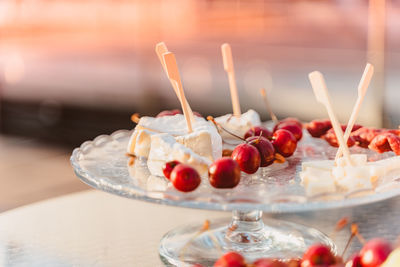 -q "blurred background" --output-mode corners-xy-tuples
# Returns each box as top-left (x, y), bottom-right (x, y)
(0, 0), (397, 209)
